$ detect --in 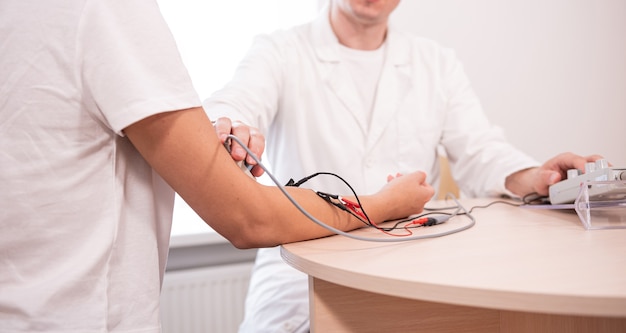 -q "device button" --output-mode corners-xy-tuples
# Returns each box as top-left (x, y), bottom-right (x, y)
(595, 159), (609, 169)
(567, 169), (580, 179)
(585, 162), (596, 173)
